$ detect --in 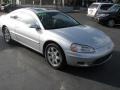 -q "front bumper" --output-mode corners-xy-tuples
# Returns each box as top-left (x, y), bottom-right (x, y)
(65, 43), (114, 67)
(87, 14), (95, 17)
